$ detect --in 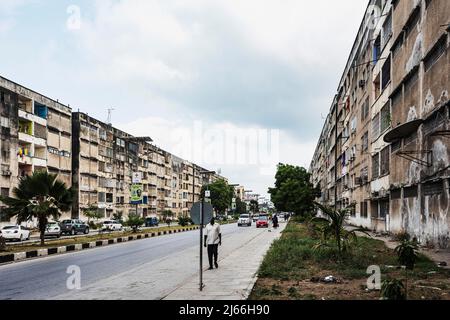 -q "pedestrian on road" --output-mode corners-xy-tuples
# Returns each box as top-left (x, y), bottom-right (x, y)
(272, 214), (279, 229)
(204, 217), (222, 270)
